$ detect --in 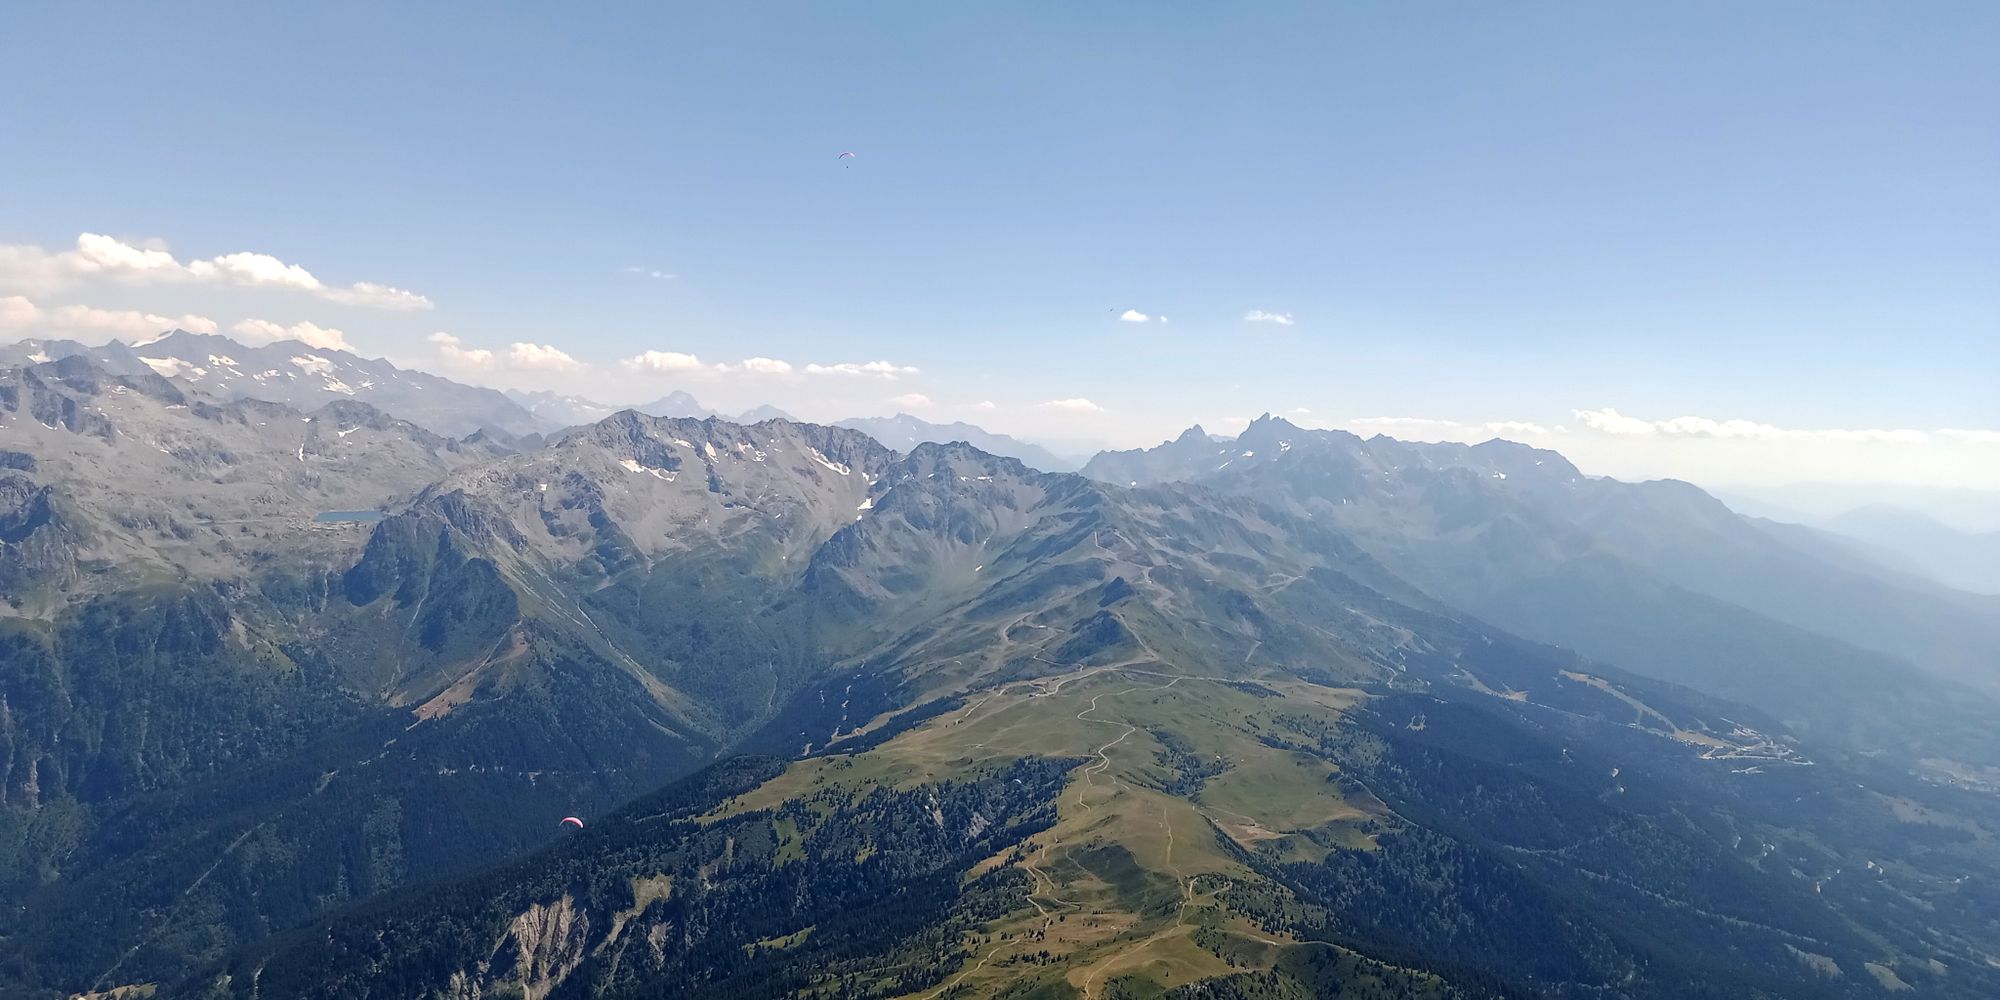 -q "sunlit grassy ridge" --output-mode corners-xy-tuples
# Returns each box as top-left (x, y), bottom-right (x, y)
(710, 664), (1405, 999)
